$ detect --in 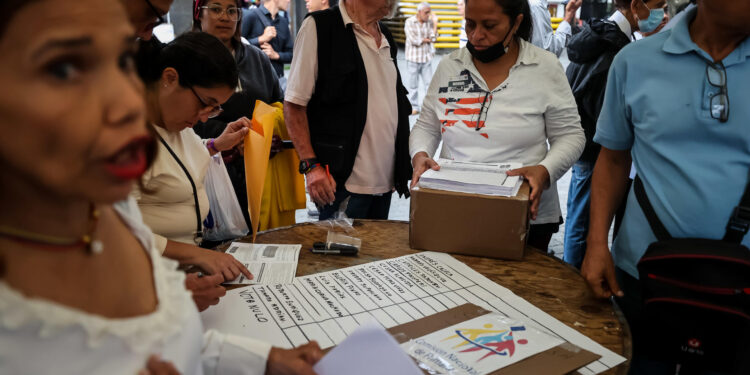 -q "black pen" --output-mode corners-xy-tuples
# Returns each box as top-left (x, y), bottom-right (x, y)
(311, 242), (359, 256)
